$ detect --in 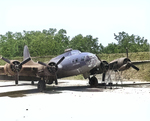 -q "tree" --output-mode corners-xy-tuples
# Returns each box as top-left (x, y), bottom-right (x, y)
(70, 34), (101, 53)
(114, 31), (149, 53)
